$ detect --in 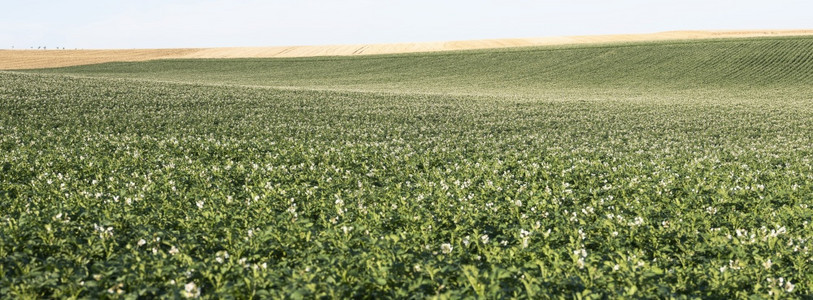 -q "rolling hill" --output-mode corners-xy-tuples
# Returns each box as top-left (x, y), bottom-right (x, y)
(2, 29), (813, 70)
(26, 35), (813, 96)
(2, 33), (812, 298)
